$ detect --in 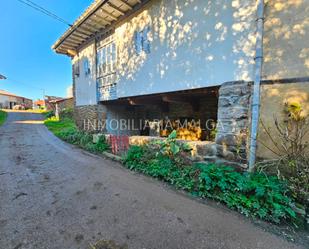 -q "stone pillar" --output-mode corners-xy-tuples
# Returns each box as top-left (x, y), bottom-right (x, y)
(215, 81), (252, 166)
